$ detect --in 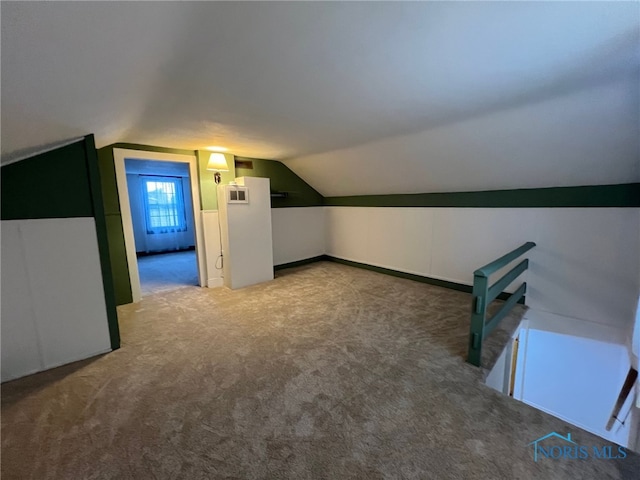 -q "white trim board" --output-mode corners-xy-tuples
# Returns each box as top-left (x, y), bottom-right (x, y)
(113, 148), (207, 302)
